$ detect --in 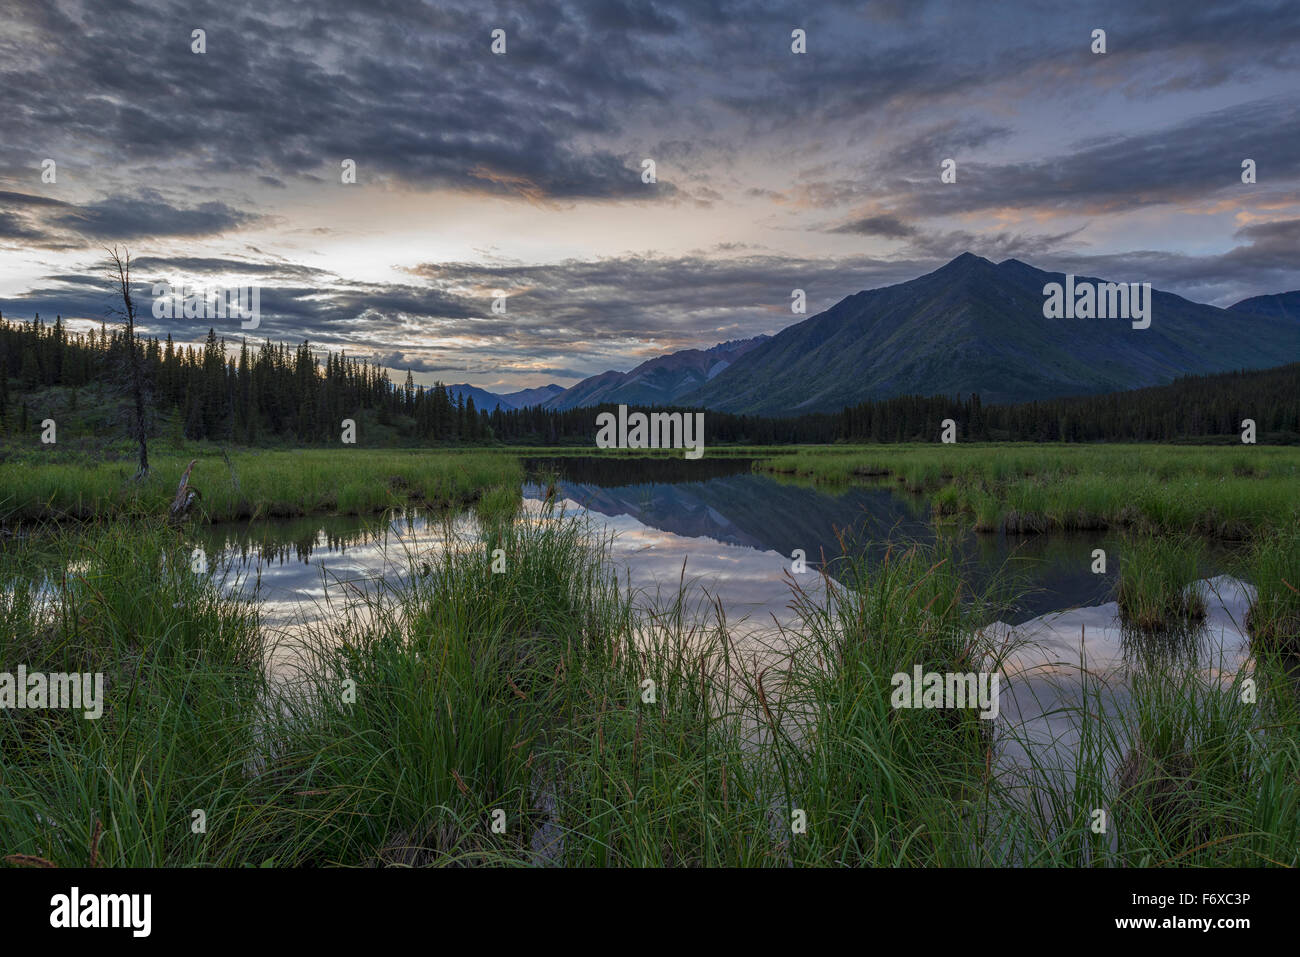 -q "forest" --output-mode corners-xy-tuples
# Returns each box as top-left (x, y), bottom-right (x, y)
(1, 313), (1295, 446)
